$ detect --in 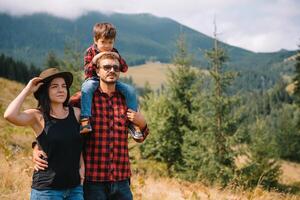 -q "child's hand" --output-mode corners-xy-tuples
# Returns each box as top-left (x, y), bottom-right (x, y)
(127, 109), (147, 130)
